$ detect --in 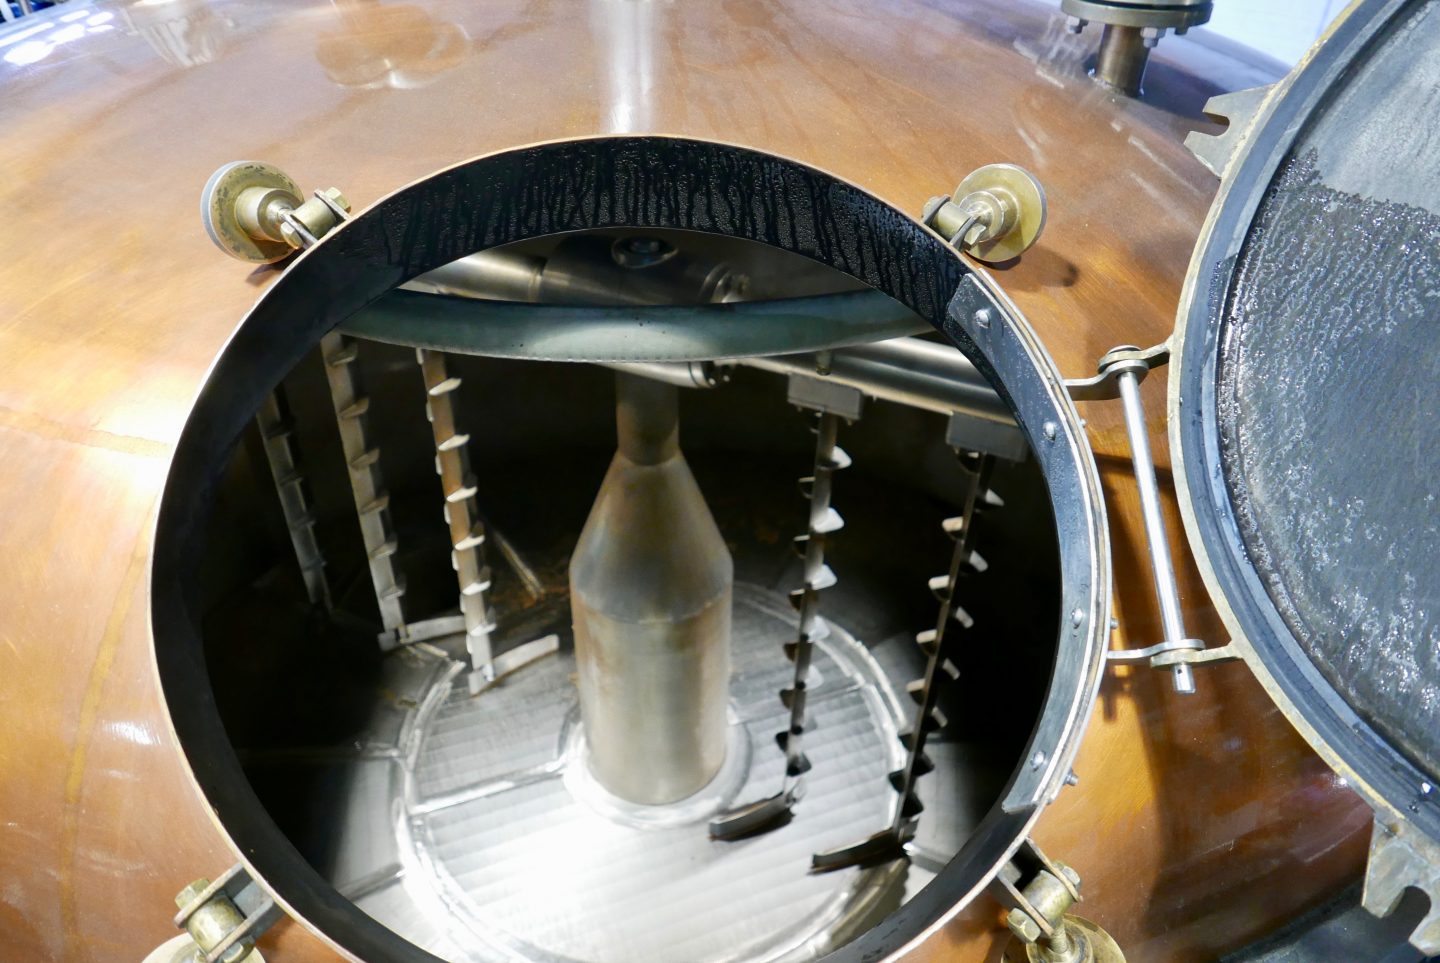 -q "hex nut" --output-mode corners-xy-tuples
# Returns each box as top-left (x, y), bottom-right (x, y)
(1007, 907), (1043, 943)
(175, 879), (210, 910)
